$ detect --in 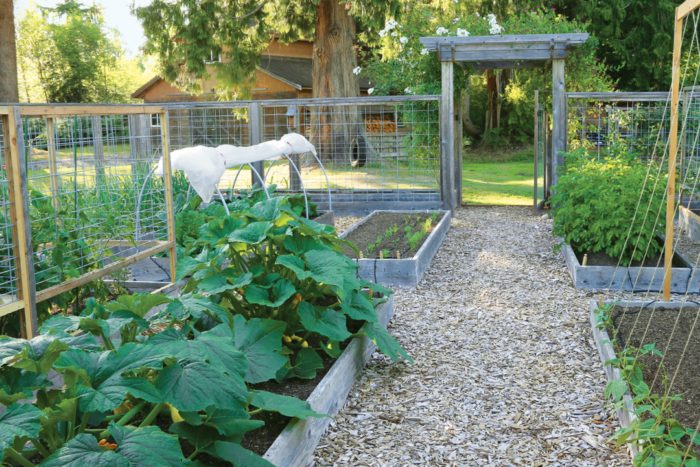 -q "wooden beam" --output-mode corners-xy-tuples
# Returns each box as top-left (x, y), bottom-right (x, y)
(534, 89), (539, 212)
(566, 92), (670, 101)
(551, 60), (566, 187)
(17, 105), (165, 117)
(161, 109), (177, 284)
(665, 17), (685, 301)
(36, 241), (174, 303)
(0, 107), (9, 115)
(6, 107), (38, 338)
(678, 0), (700, 20)
(102, 240), (167, 248)
(0, 300), (26, 318)
(248, 103), (264, 187)
(420, 33), (590, 48)
(440, 61), (456, 214)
